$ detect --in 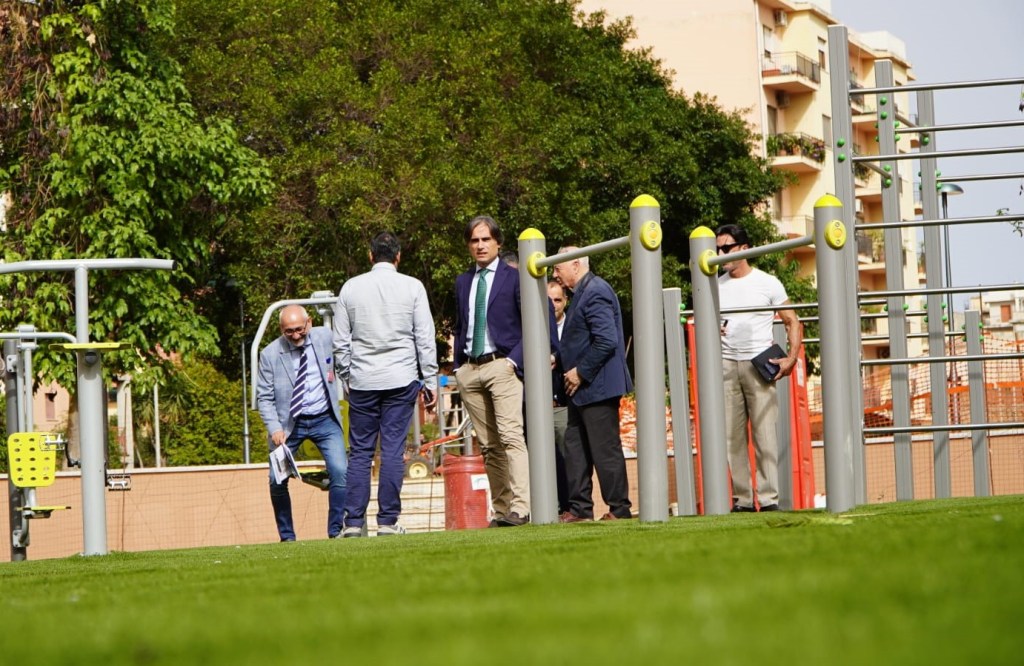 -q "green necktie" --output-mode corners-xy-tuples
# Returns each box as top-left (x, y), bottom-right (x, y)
(471, 268), (489, 357)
